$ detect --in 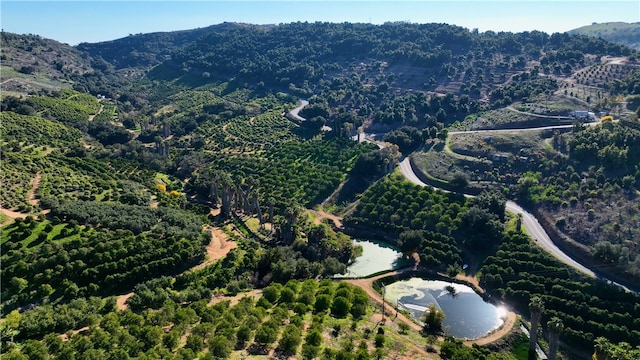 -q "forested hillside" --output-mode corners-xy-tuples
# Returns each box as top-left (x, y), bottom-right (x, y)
(2, 22), (640, 359)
